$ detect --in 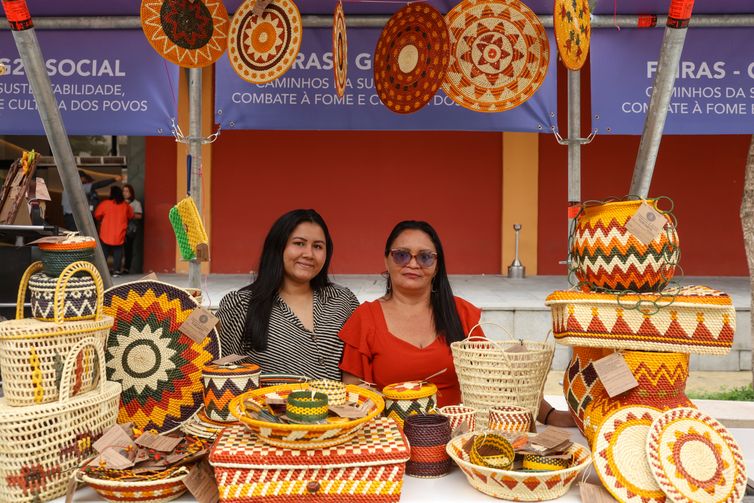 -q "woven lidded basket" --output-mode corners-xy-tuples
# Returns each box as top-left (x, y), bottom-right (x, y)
(451, 323), (554, 429)
(0, 337), (120, 503)
(75, 466), (190, 503)
(28, 265), (98, 322)
(202, 361), (261, 423)
(0, 261), (113, 406)
(38, 235), (96, 276)
(383, 381), (438, 429)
